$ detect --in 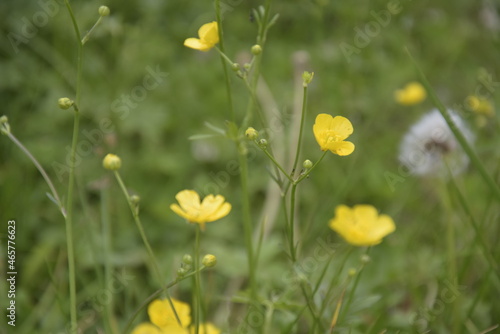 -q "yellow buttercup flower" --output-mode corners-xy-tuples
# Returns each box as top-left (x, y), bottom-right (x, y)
(184, 22), (219, 51)
(148, 299), (191, 329)
(170, 190), (231, 230)
(329, 205), (395, 246)
(394, 81), (426, 106)
(313, 113), (355, 156)
(466, 95), (494, 117)
(131, 298), (221, 334)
